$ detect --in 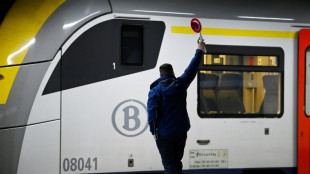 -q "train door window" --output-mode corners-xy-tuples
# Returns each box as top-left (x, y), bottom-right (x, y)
(305, 47), (310, 116)
(198, 45), (284, 118)
(121, 25), (143, 66)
